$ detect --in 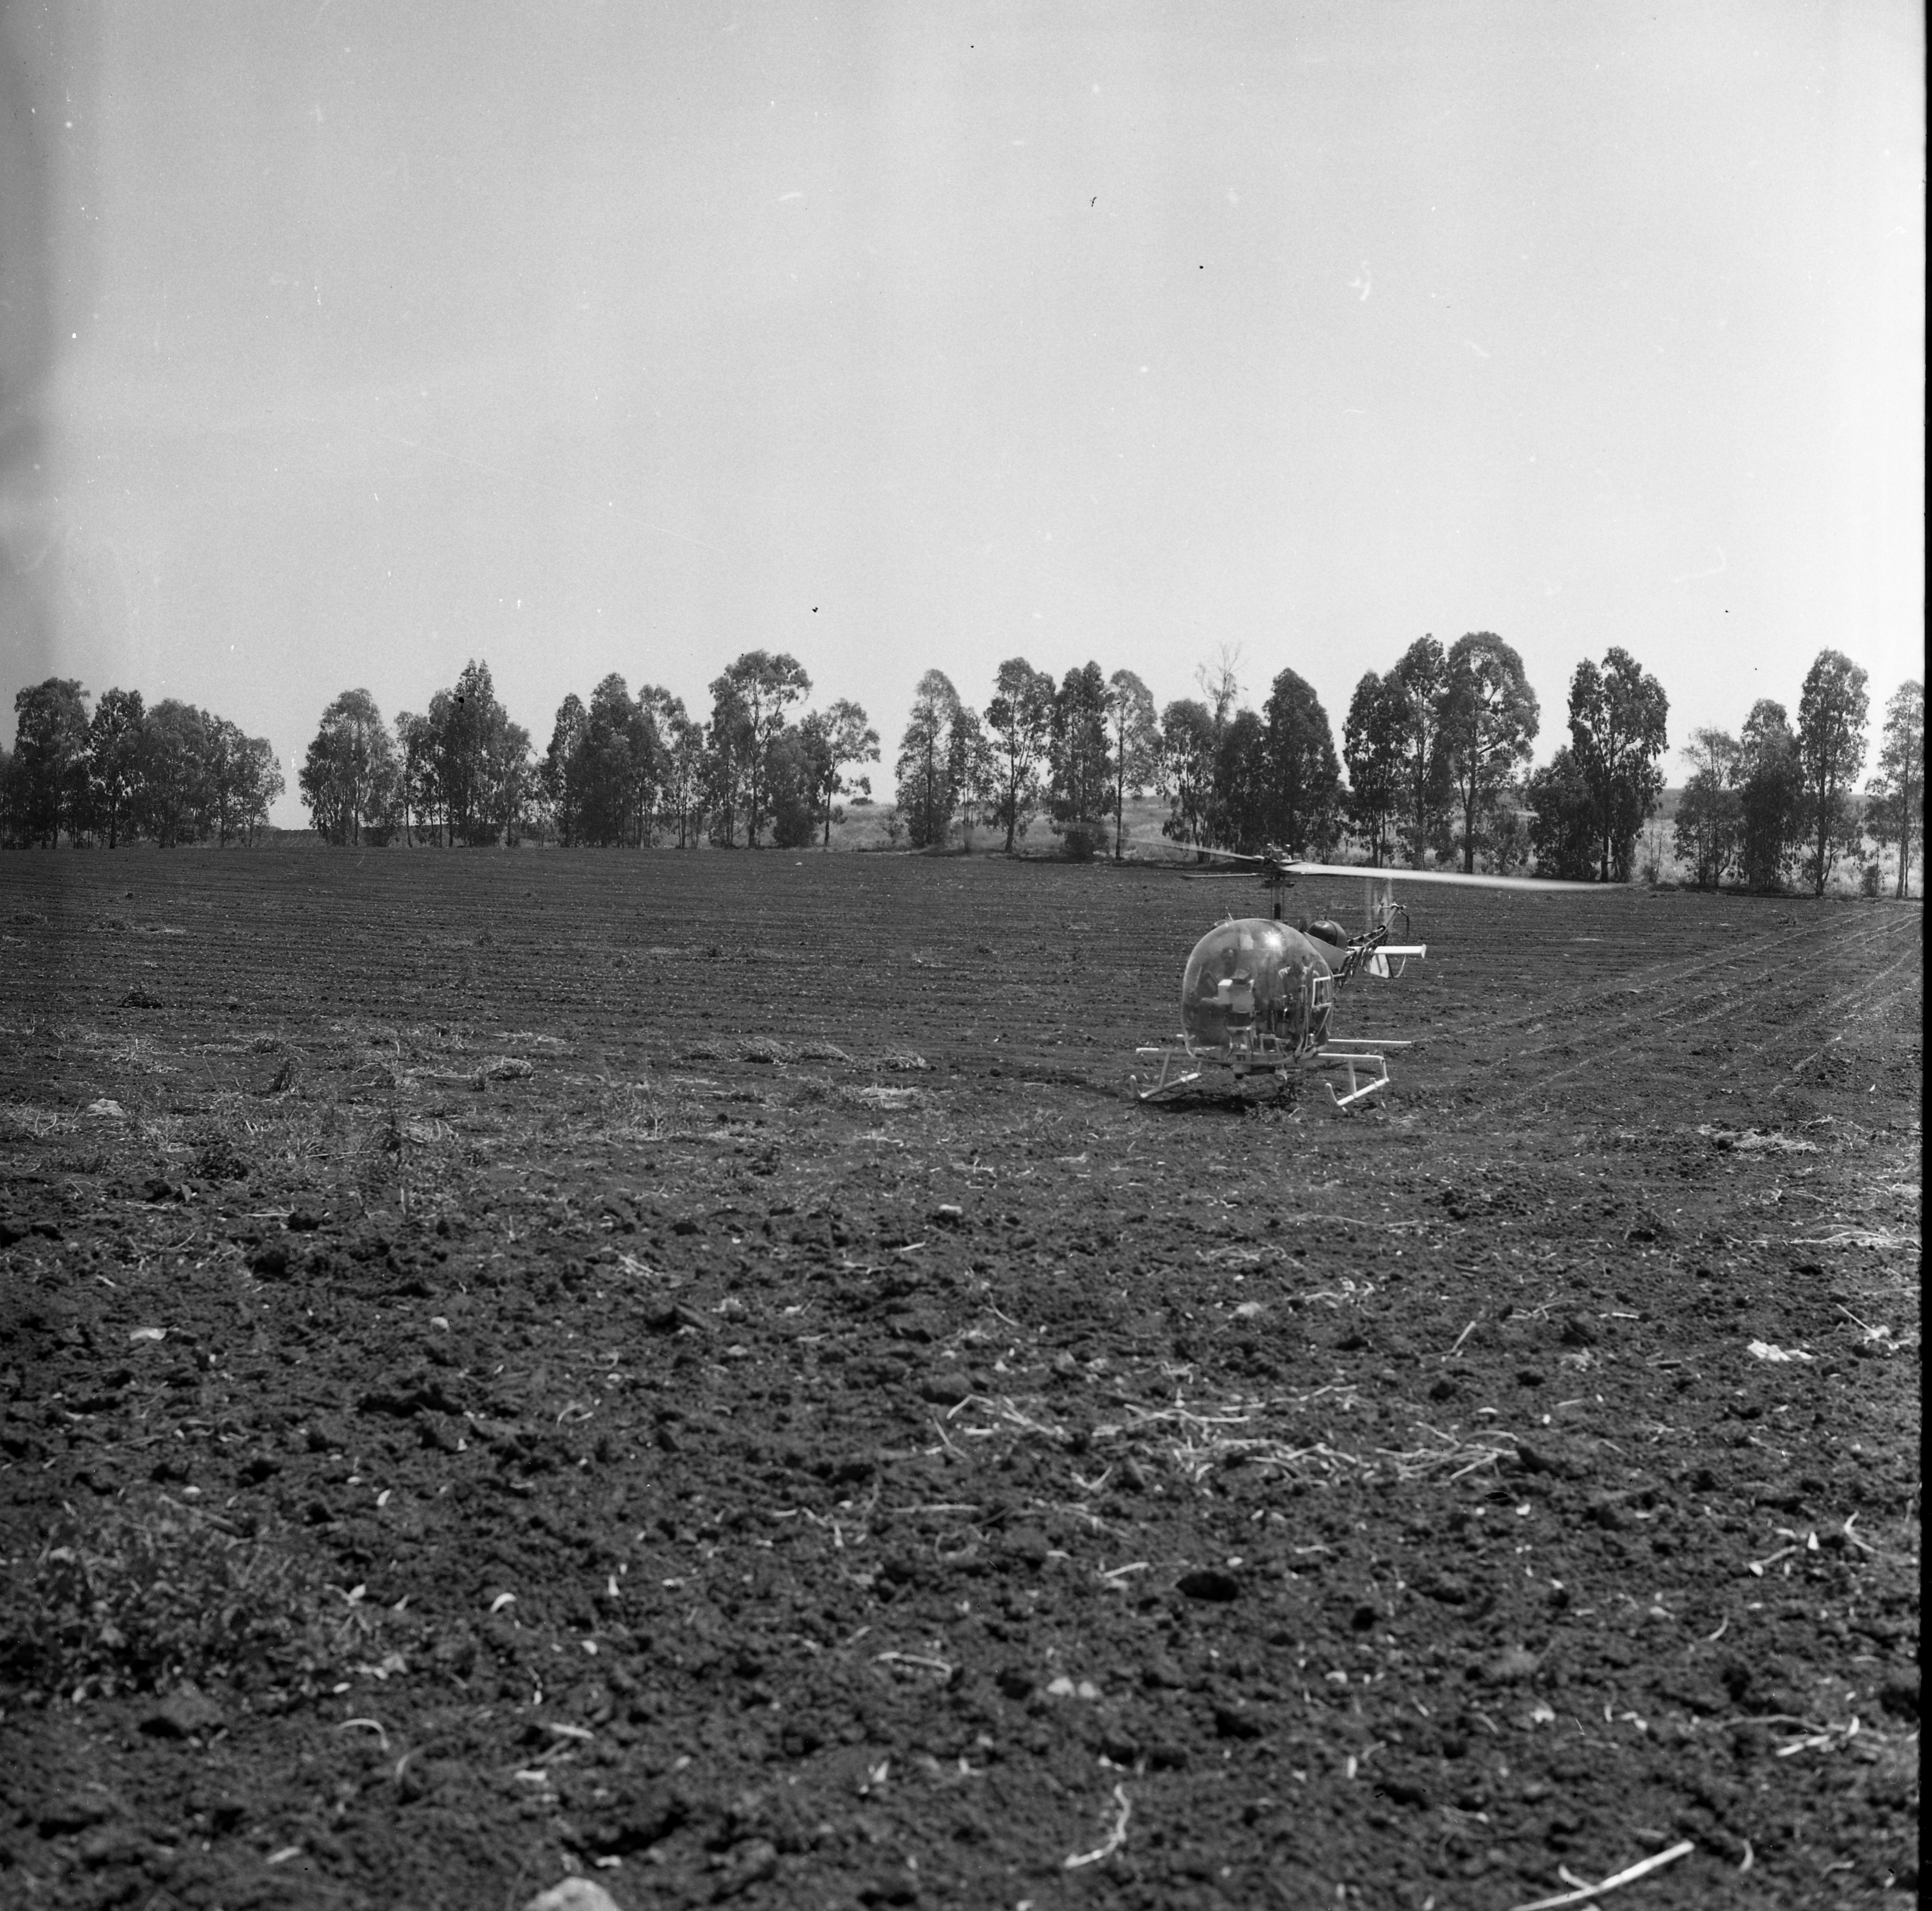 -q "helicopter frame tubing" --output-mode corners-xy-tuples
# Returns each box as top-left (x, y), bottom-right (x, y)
(1130, 1029), (1414, 1111)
